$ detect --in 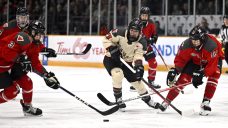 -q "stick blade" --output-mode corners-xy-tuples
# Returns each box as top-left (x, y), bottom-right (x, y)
(97, 93), (112, 106)
(82, 44), (92, 54)
(100, 105), (119, 116)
